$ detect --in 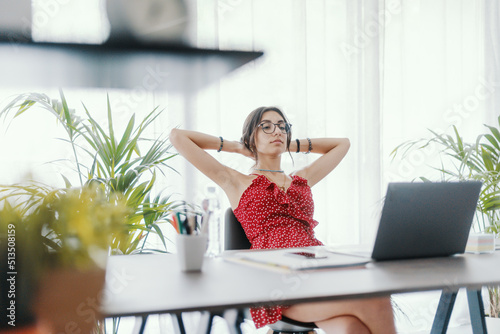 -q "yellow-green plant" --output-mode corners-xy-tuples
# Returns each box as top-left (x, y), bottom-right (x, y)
(1, 90), (182, 254)
(1, 183), (131, 333)
(0, 183), (130, 269)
